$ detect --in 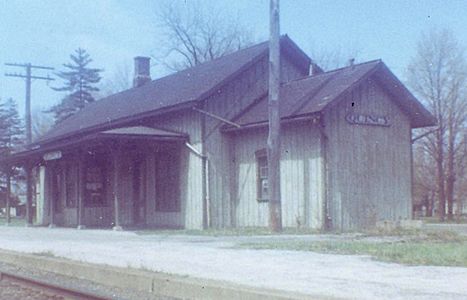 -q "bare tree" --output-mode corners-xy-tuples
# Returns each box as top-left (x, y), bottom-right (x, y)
(454, 130), (467, 219)
(99, 62), (133, 97)
(413, 143), (437, 217)
(308, 43), (362, 71)
(154, 1), (253, 71)
(408, 28), (467, 221)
